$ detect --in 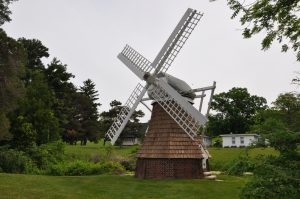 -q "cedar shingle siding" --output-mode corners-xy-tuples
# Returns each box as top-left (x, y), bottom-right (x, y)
(135, 102), (205, 179)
